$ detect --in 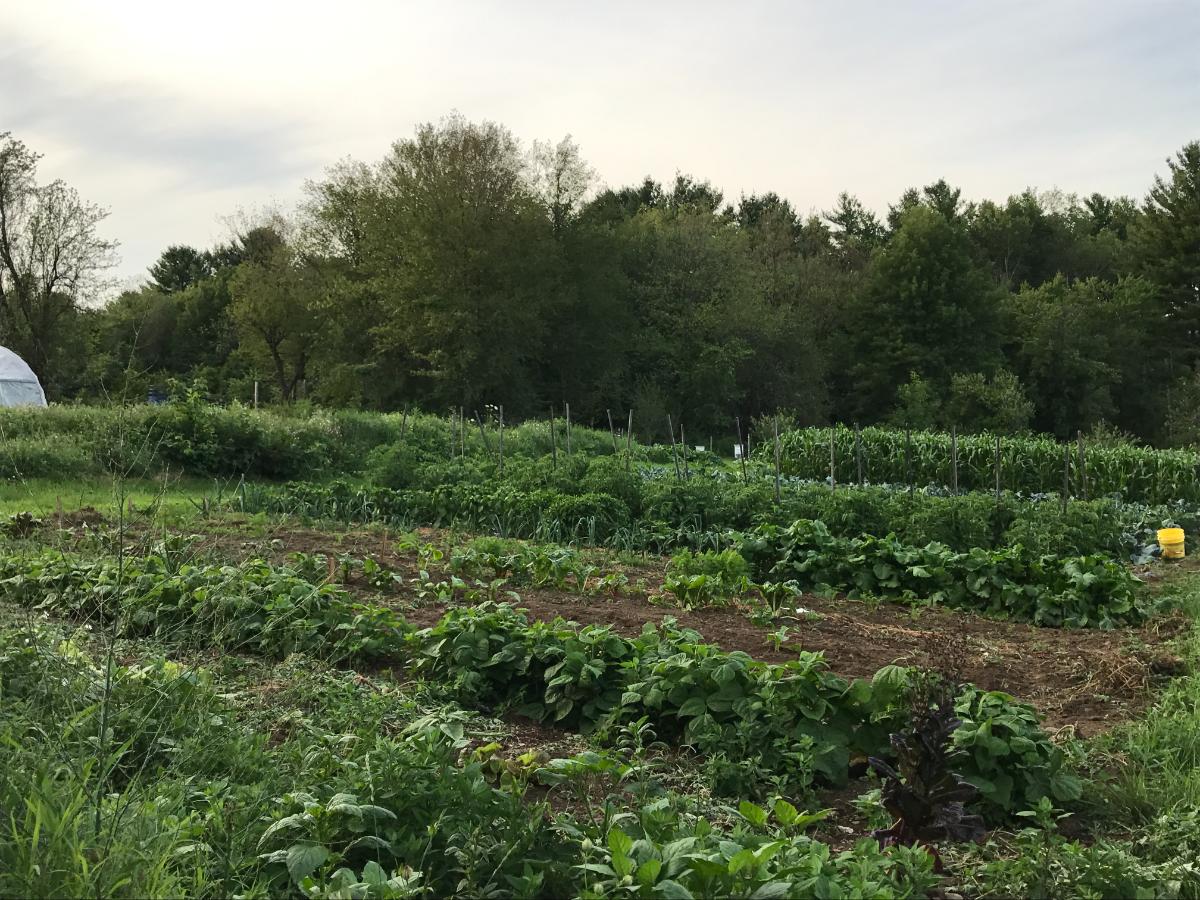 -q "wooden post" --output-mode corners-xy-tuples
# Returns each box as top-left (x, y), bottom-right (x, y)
(994, 434), (1002, 501)
(625, 409), (633, 474)
(449, 408), (456, 460)
(951, 425), (959, 495)
(607, 409), (618, 455)
(400, 404), (410, 443)
(459, 407), (466, 458)
(549, 405), (558, 468)
(773, 416), (782, 504)
(565, 402), (572, 456)
(667, 414), (681, 480)
(1062, 443), (1070, 513)
(855, 423), (863, 487)
(498, 405), (505, 474)
(905, 424), (913, 494)
(736, 416), (748, 483)
(829, 426), (836, 490)
(1077, 430), (1087, 500)
(253, 380), (259, 409)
